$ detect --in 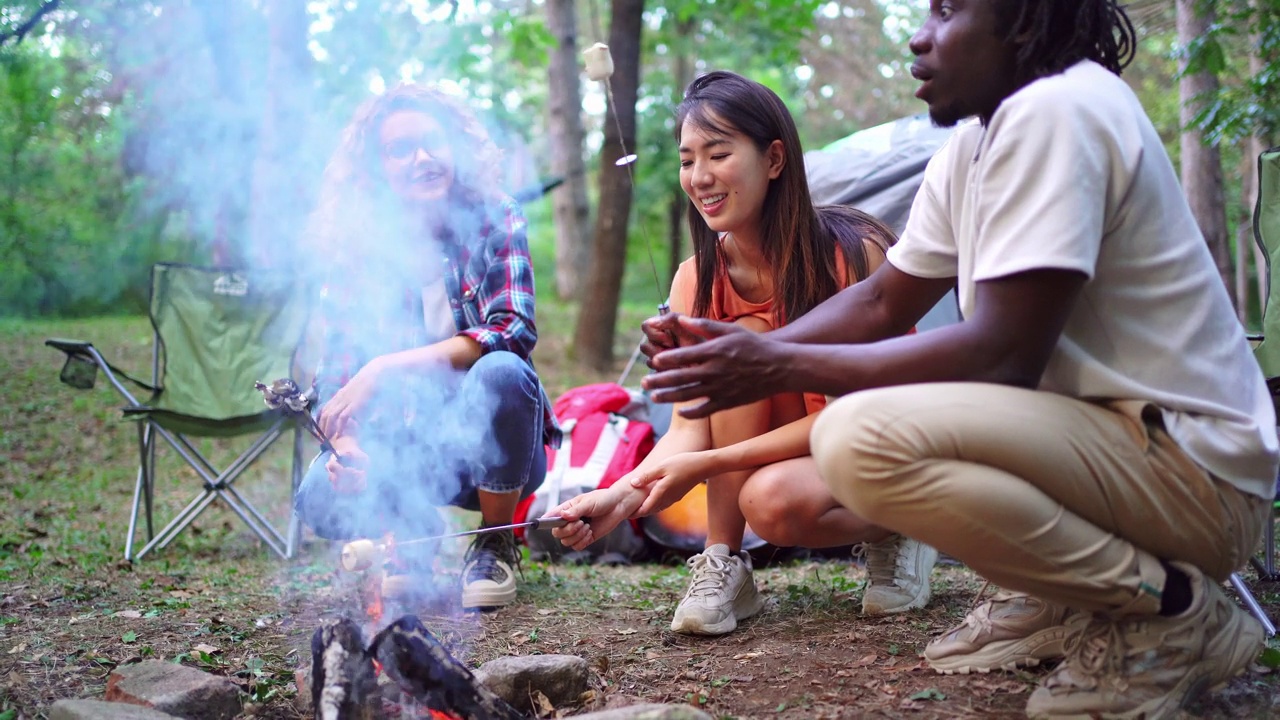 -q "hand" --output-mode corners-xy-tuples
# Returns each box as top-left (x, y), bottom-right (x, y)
(550, 486), (645, 552)
(639, 312), (703, 365)
(641, 316), (791, 418)
(326, 437), (370, 494)
(318, 359), (385, 439)
(631, 451), (717, 516)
